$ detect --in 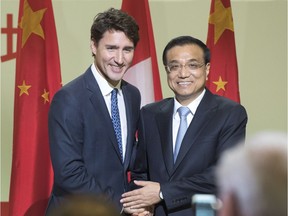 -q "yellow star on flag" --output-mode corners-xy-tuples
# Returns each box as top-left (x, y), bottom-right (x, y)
(213, 76), (228, 92)
(18, 80), (32, 96)
(41, 89), (50, 104)
(19, 0), (47, 47)
(209, 0), (234, 44)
